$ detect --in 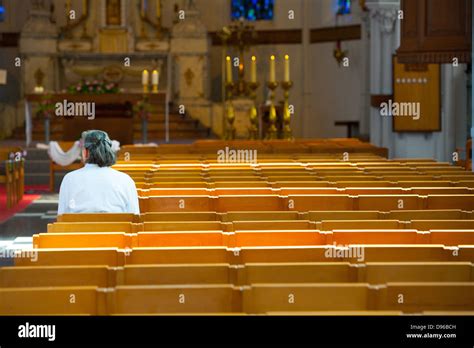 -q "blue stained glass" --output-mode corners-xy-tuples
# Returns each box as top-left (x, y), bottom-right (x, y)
(337, 0), (351, 15)
(0, 4), (4, 22)
(231, 0), (274, 21)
